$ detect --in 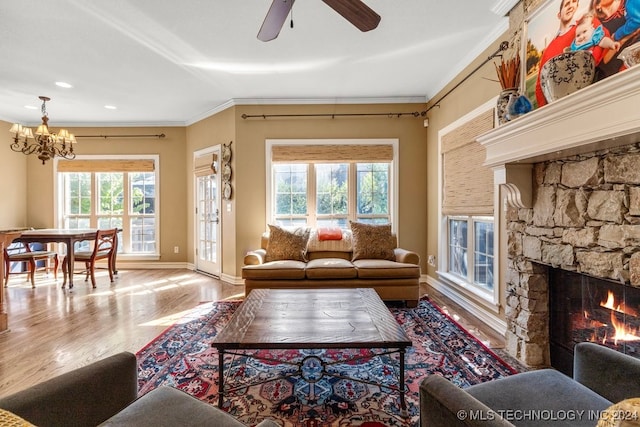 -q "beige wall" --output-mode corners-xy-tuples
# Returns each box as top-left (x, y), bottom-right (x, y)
(0, 120), (28, 229)
(231, 103), (428, 278)
(23, 126), (188, 264)
(186, 107), (237, 275)
(185, 102), (431, 280)
(424, 22), (515, 317)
